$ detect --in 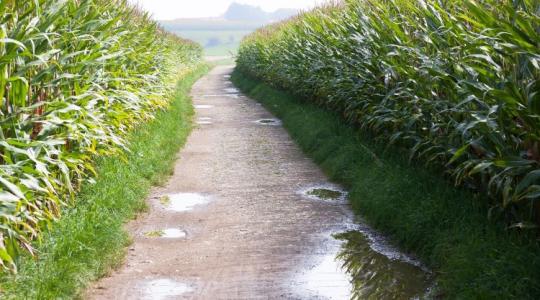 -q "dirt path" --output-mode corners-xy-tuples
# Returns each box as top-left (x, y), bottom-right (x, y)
(87, 66), (369, 299)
